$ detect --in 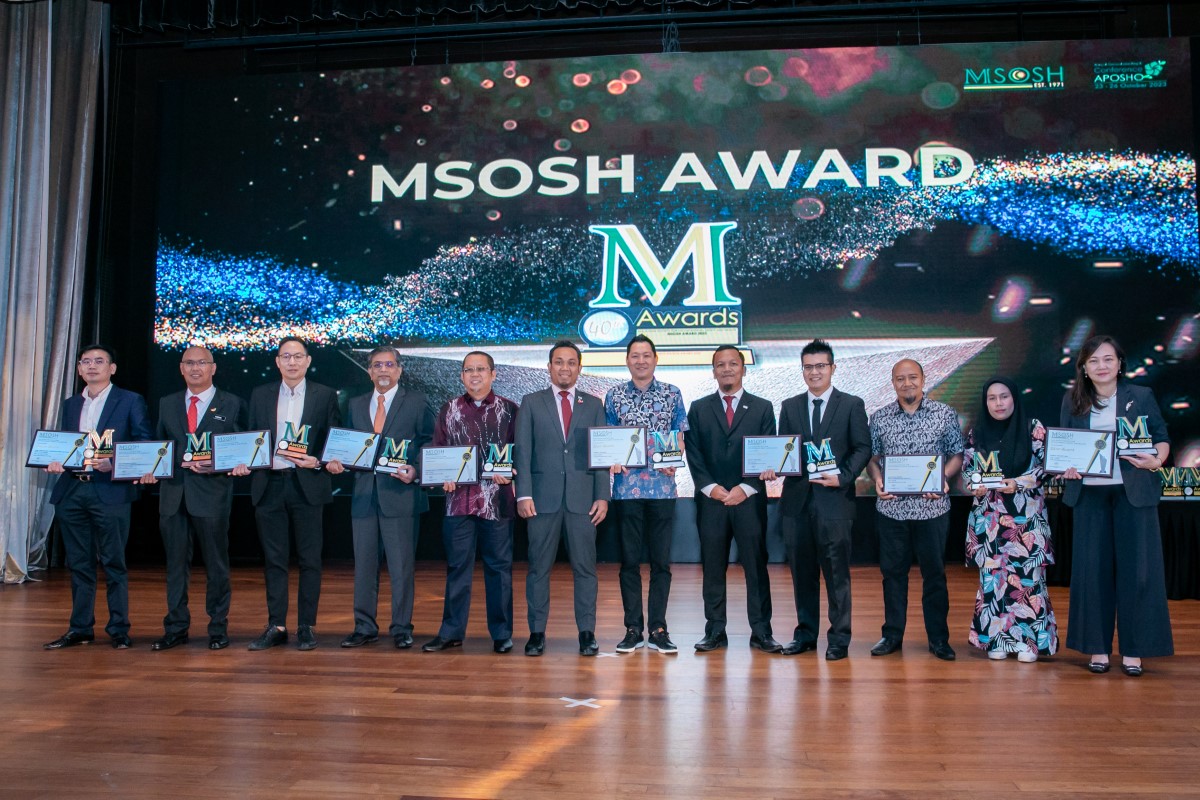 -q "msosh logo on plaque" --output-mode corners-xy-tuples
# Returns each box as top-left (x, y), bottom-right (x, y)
(579, 222), (746, 366)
